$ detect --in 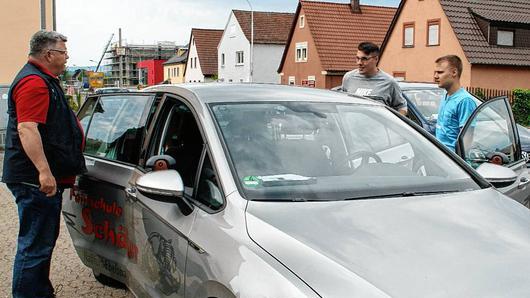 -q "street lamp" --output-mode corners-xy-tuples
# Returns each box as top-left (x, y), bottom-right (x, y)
(245, 0), (254, 83)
